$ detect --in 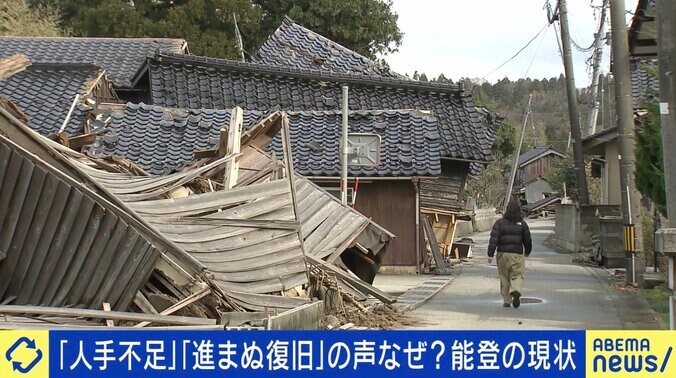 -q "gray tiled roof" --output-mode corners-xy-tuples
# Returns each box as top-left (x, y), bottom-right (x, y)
(0, 64), (96, 135)
(92, 103), (267, 175)
(254, 17), (402, 79)
(0, 37), (187, 88)
(148, 53), (495, 163)
(517, 145), (563, 166)
(631, 58), (659, 106)
(272, 110), (441, 177)
(92, 103), (441, 177)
